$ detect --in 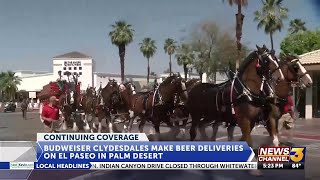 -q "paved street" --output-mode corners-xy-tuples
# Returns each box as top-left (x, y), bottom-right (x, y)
(0, 112), (319, 179)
